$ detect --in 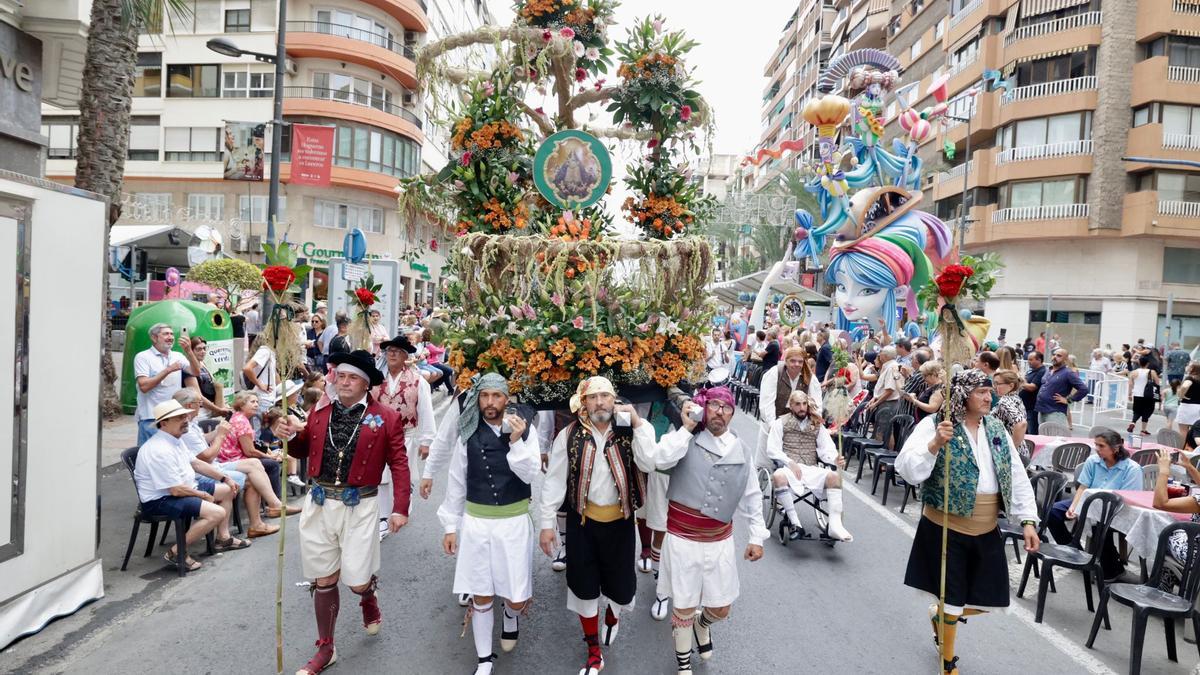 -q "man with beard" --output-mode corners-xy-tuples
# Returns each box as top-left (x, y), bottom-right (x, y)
(538, 376), (657, 675)
(646, 386), (768, 675)
(272, 350), (410, 675)
(764, 391), (853, 542)
(757, 346), (823, 455)
(437, 373), (539, 674)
